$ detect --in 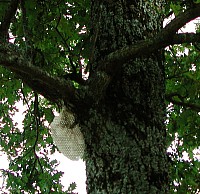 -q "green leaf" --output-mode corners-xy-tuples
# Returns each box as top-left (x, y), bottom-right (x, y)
(43, 108), (54, 123)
